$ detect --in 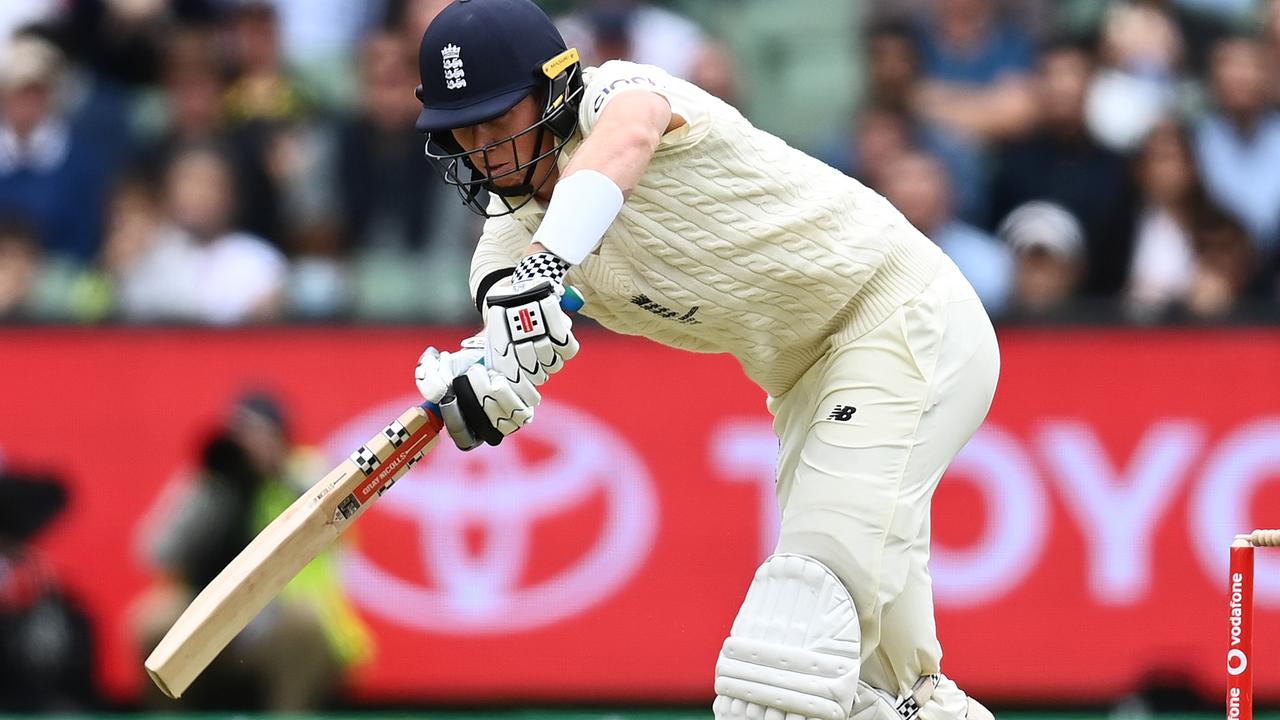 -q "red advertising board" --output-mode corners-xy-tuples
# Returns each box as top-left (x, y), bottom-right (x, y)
(0, 328), (1277, 705)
